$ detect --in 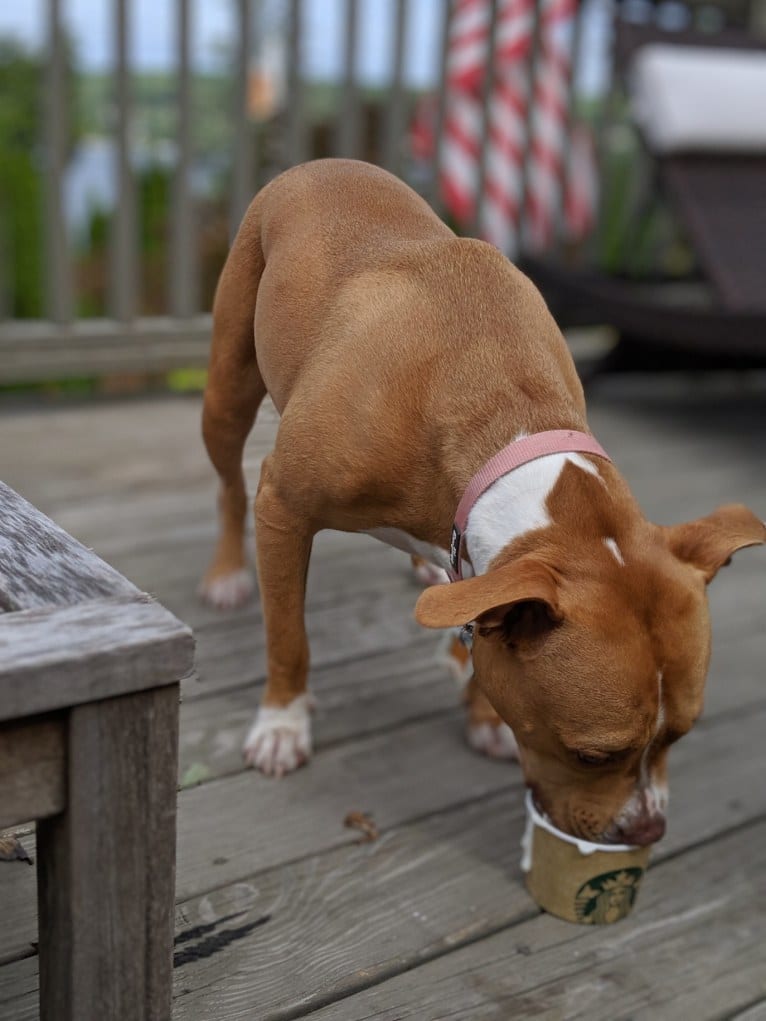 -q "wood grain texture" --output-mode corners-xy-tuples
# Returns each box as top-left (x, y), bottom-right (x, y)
(4, 674), (766, 975)
(178, 643), (456, 781)
(305, 818), (766, 1021)
(0, 481), (138, 612)
(170, 694), (766, 906)
(183, 579), (432, 701)
(0, 381), (764, 1019)
(0, 956), (37, 1018)
(731, 1003), (766, 1021)
(156, 702), (766, 1021)
(0, 716), (65, 829)
(37, 685), (179, 1021)
(0, 595), (194, 720)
